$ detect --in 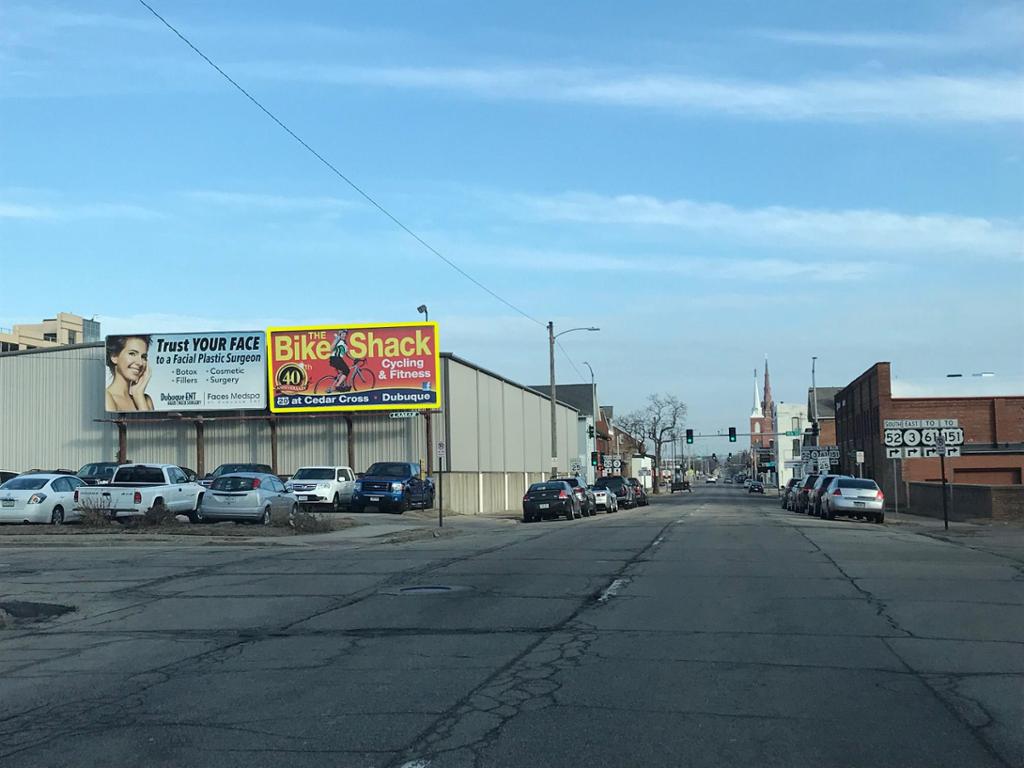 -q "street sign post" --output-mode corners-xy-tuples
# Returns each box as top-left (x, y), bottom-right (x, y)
(801, 446), (840, 467)
(937, 435), (949, 530)
(436, 441), (447, 528)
